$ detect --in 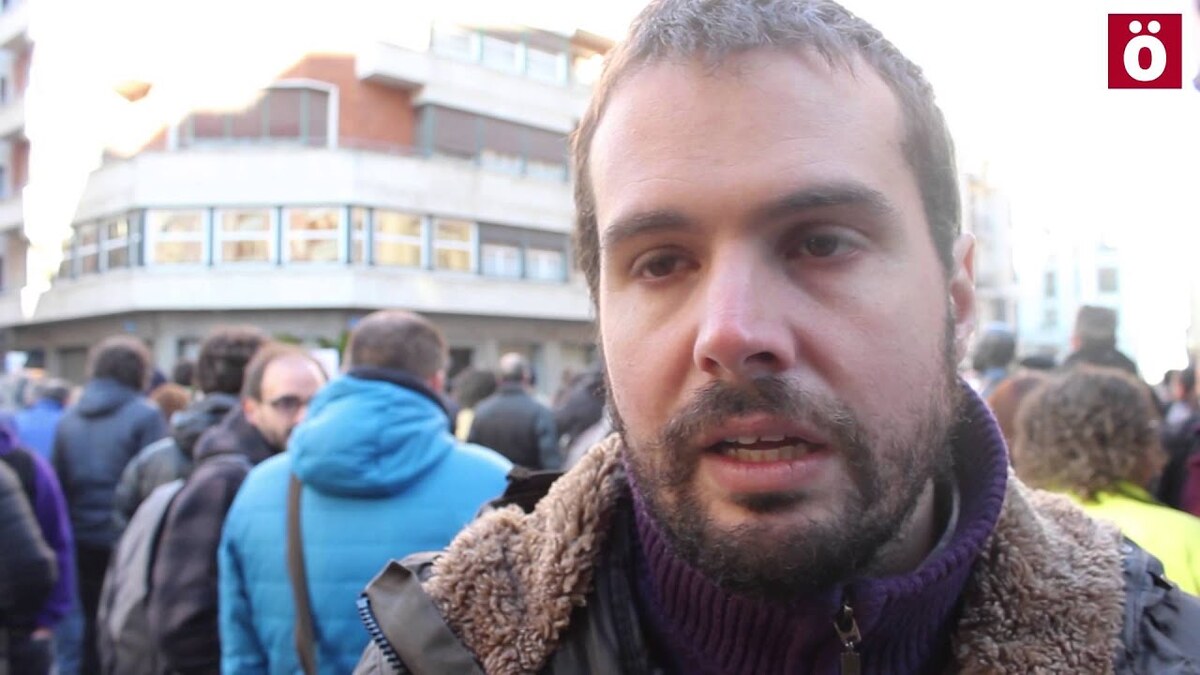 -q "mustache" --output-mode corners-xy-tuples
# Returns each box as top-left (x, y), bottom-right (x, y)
(657, 376), (864, 452)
